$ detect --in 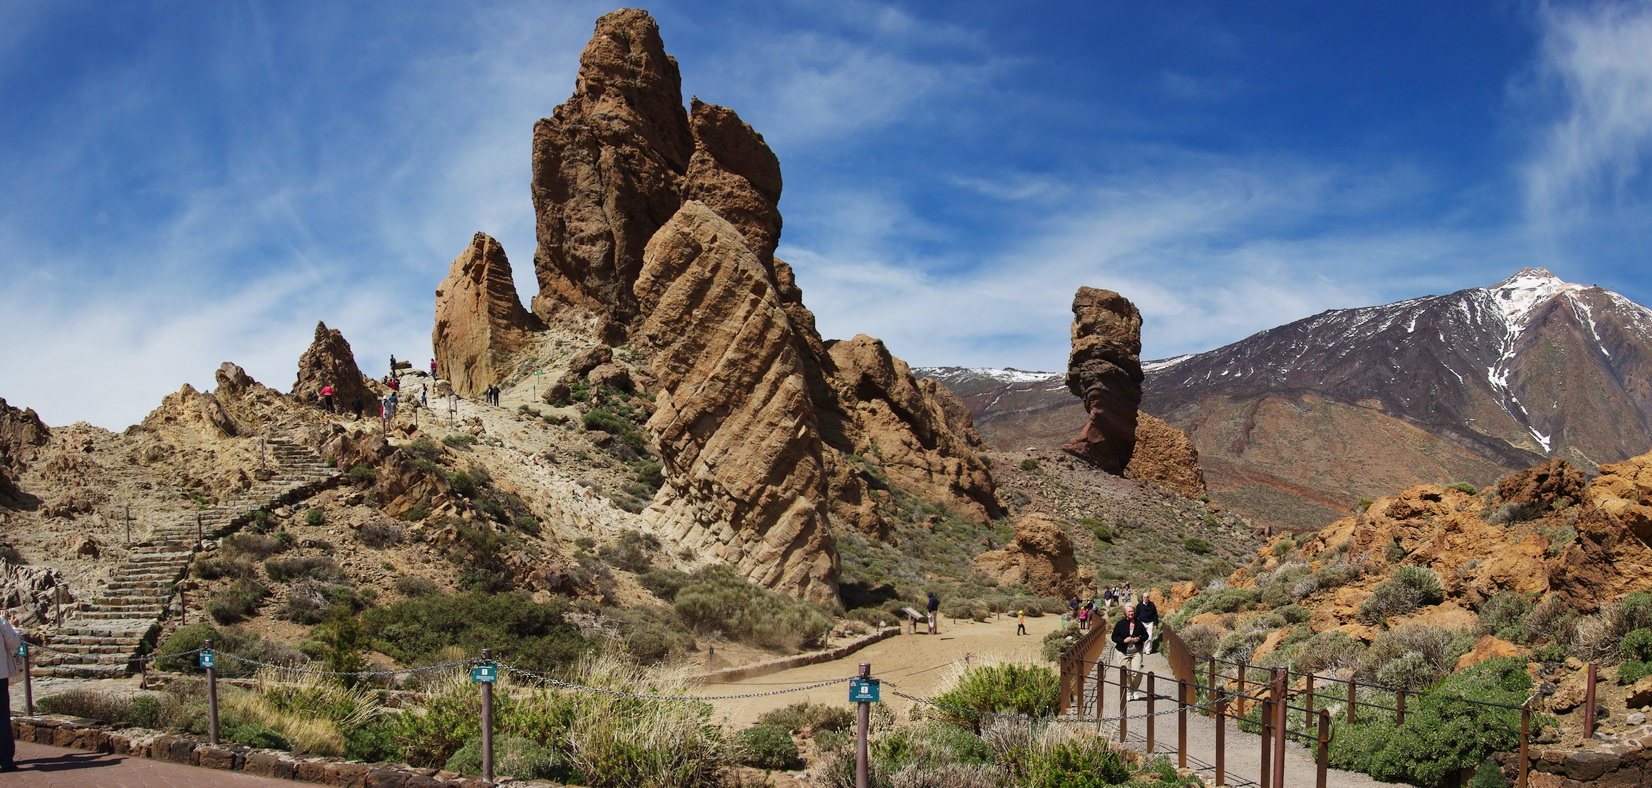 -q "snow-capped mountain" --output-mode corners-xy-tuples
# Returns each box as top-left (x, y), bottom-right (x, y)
(923, 269), (1652, 531)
